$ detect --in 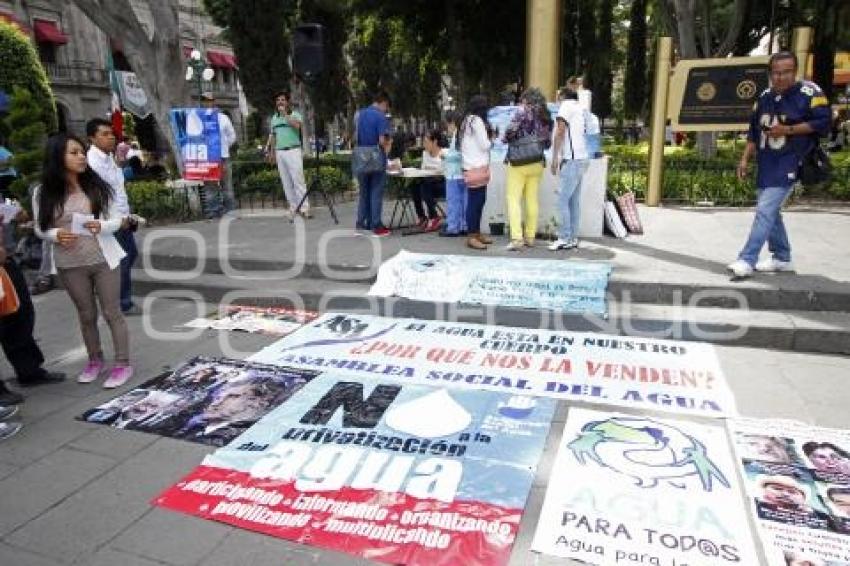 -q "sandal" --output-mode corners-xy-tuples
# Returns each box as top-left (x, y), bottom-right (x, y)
(30, 276), (54, 295)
